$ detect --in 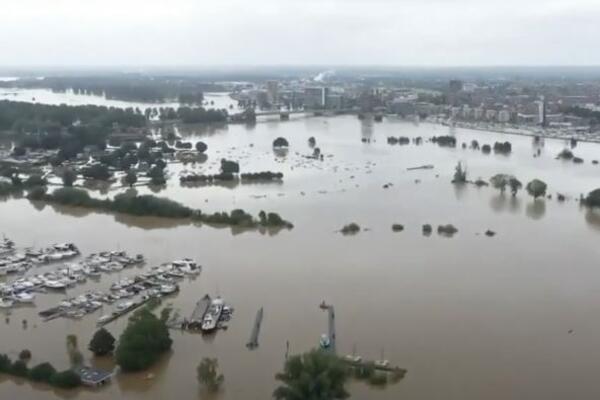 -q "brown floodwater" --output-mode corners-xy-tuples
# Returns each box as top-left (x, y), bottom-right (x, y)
(2, 116), (600, 400)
